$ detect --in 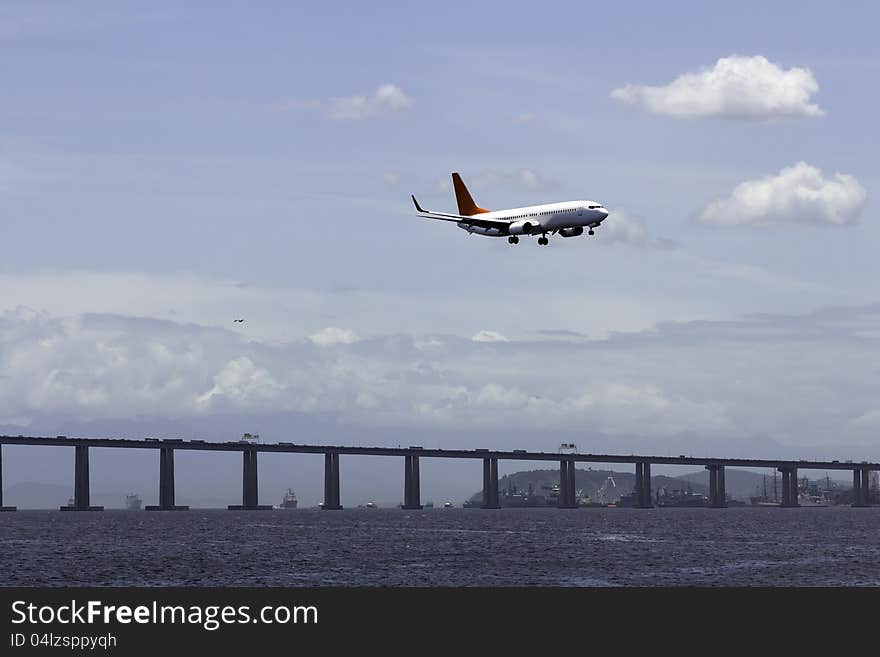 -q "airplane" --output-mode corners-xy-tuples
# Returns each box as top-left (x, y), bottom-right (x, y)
(233, 318), (245, 323)
(412, 172), (609, 245)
